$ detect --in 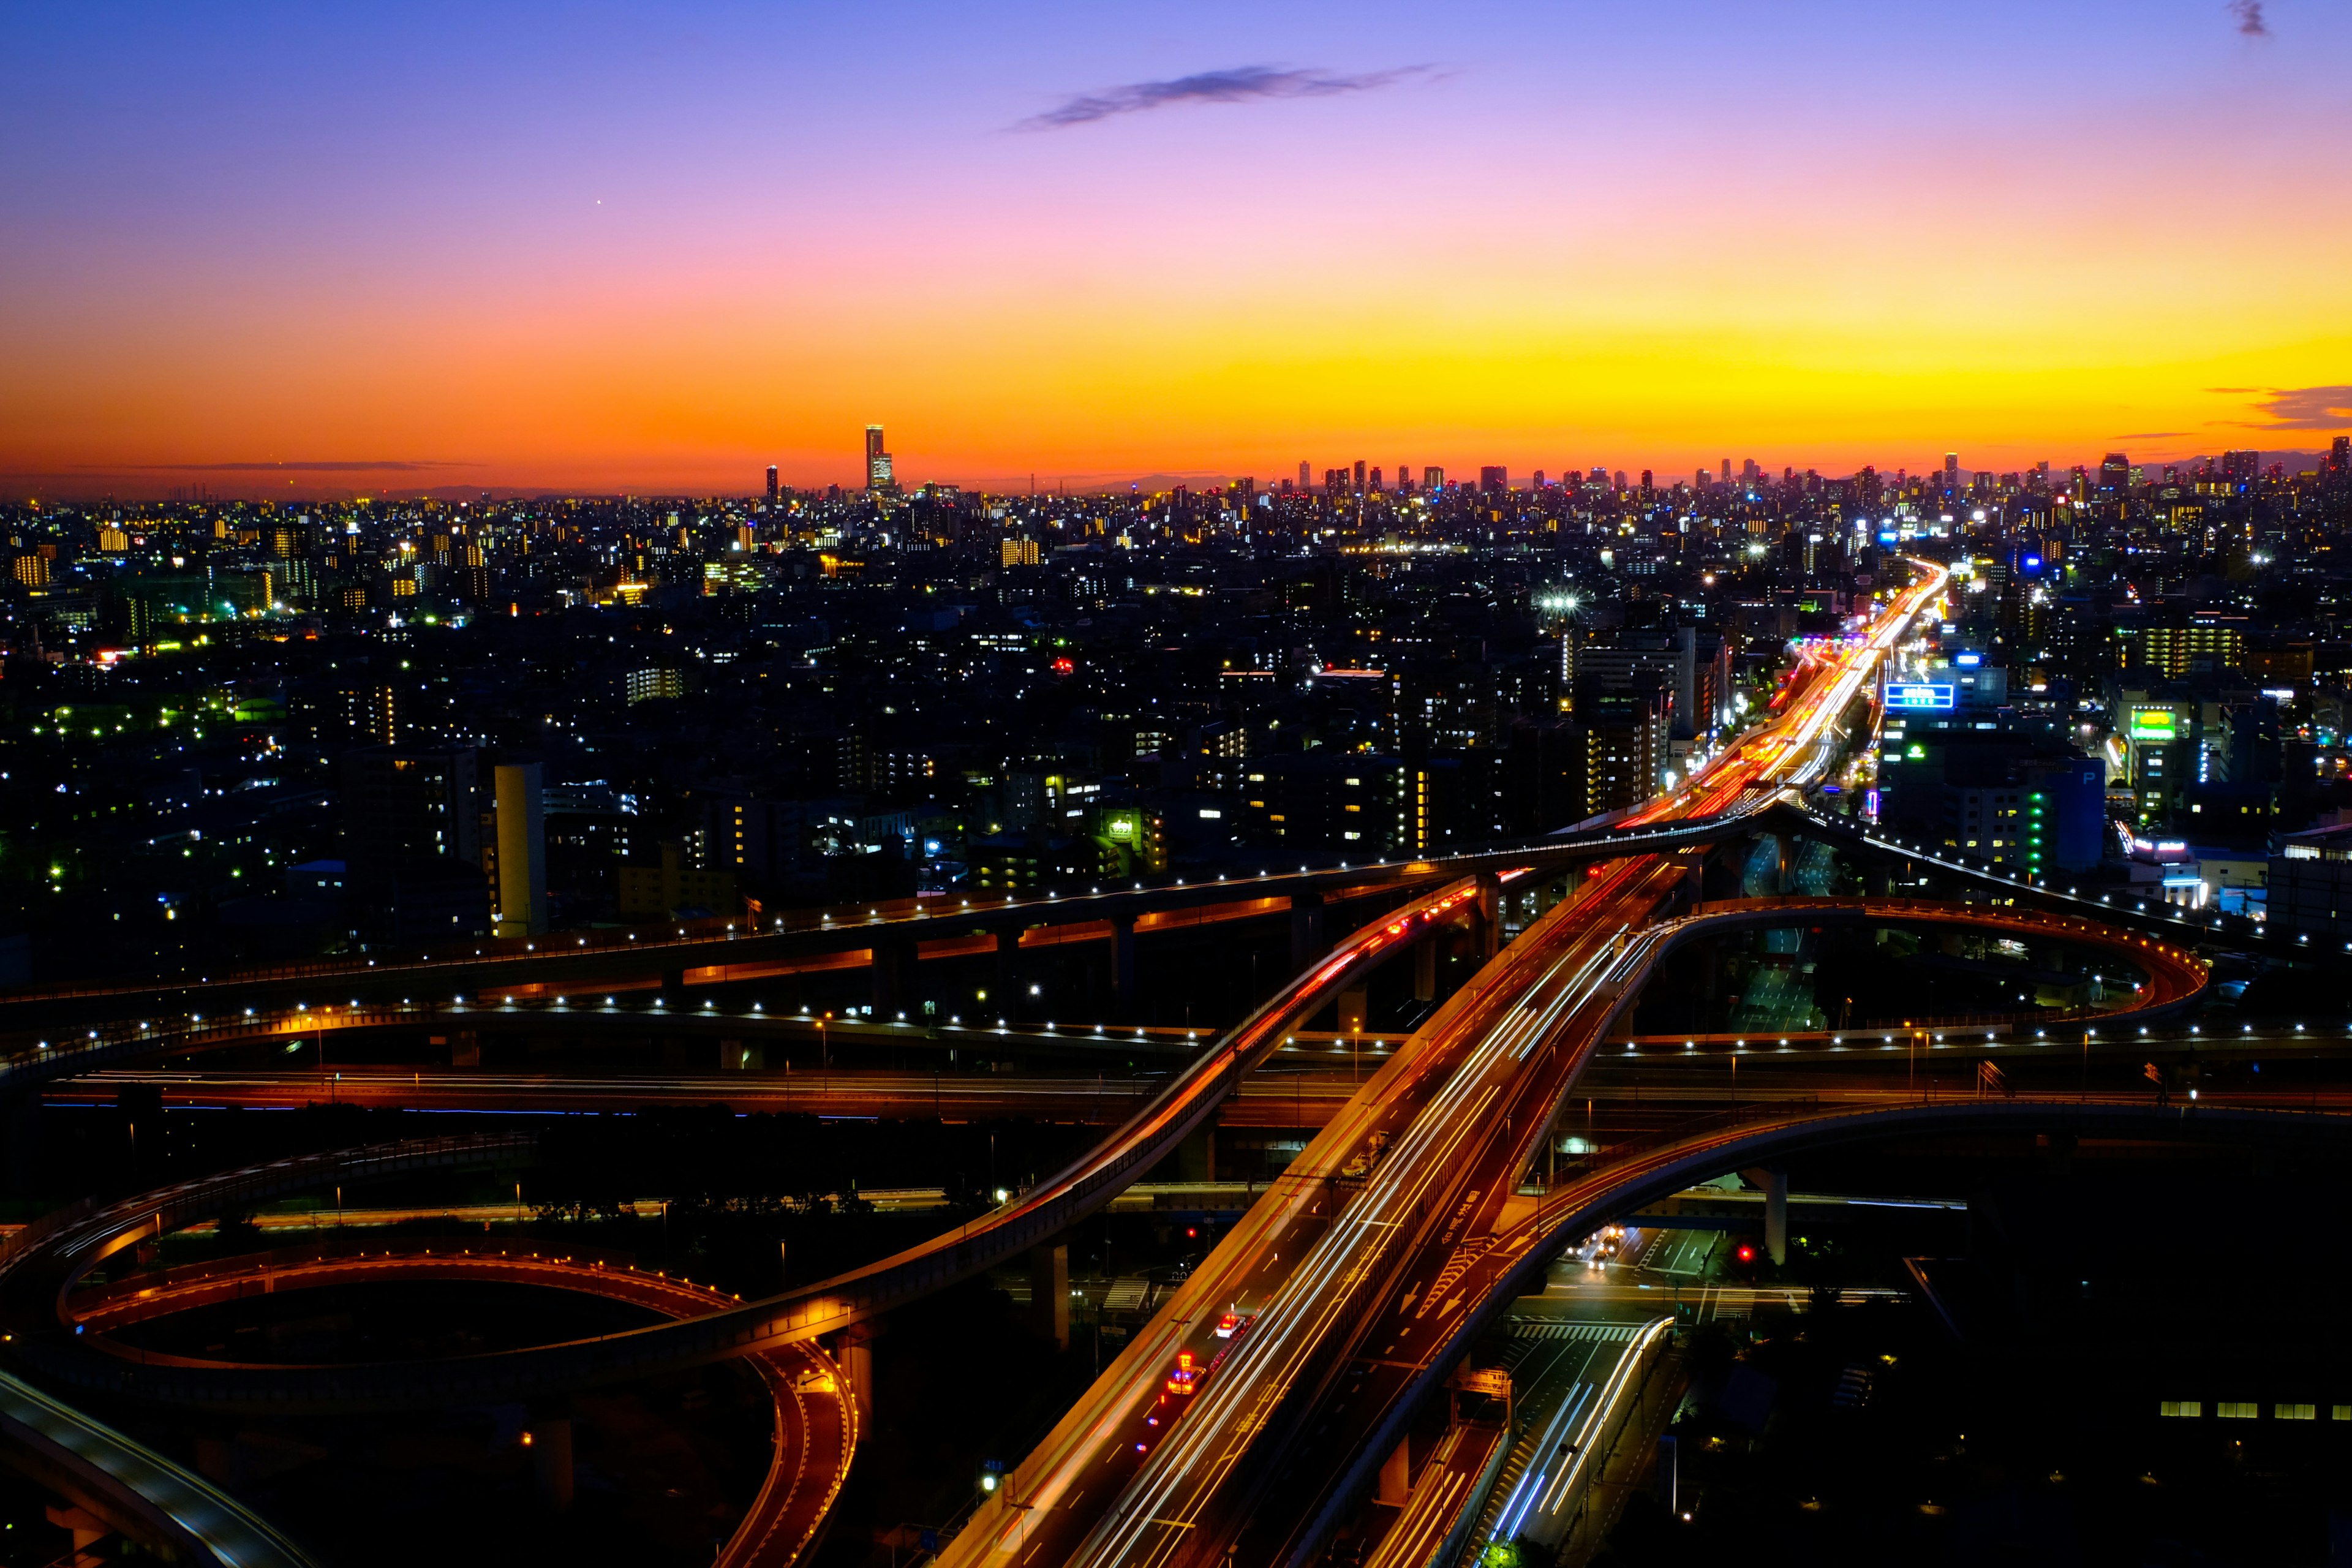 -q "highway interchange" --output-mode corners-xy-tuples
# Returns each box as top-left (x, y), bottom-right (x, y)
(7, 558), (2351, 1568)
